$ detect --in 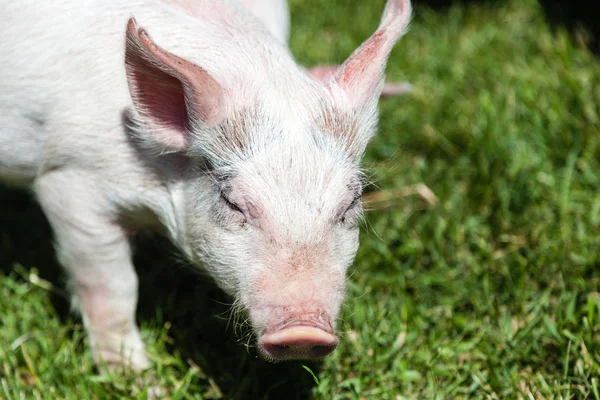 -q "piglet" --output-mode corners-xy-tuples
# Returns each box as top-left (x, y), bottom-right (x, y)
(0, 0), (412, 369)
